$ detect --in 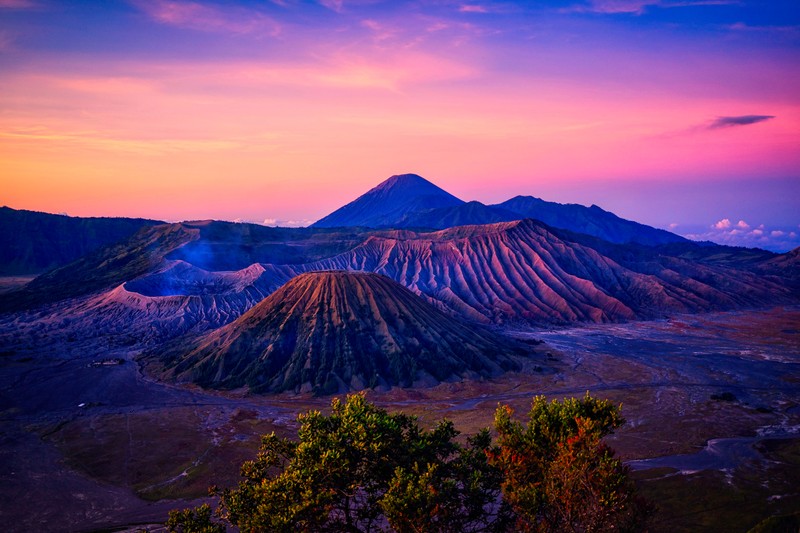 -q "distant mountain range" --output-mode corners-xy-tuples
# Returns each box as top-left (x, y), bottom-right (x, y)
(312, 173), (686, 247)
(491, 195), (683, 246)
(148, 271), (537, 394)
